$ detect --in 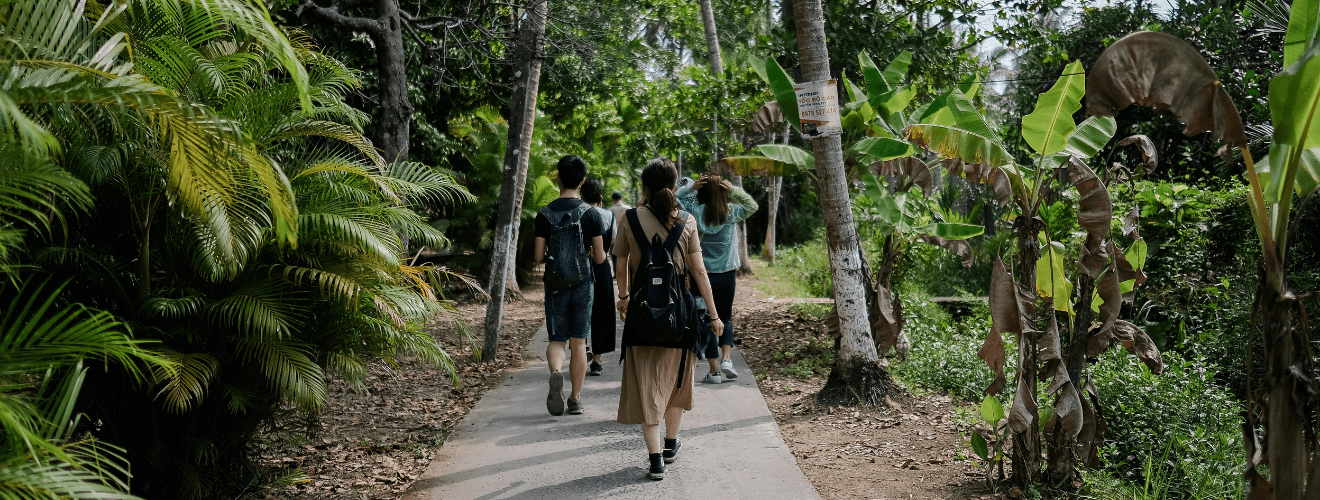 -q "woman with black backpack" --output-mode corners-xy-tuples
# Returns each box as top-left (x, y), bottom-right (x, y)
(612, 158), (724, 481)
